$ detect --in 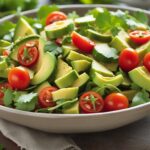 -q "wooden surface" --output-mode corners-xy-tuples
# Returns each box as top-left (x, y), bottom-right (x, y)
(1, 116), (150, 150)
